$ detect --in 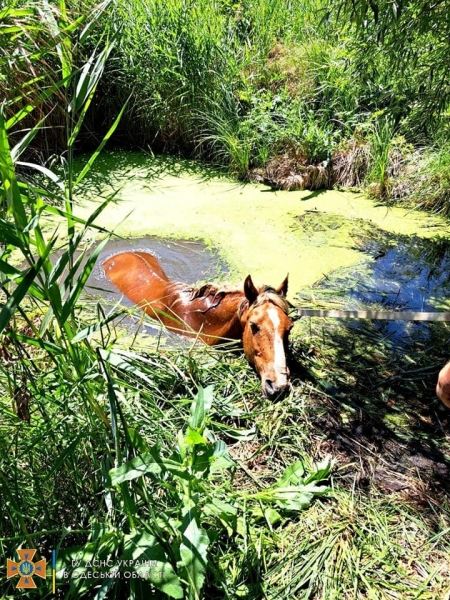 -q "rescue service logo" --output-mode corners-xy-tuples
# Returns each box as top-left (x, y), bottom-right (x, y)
(6, 549), (47, 589)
